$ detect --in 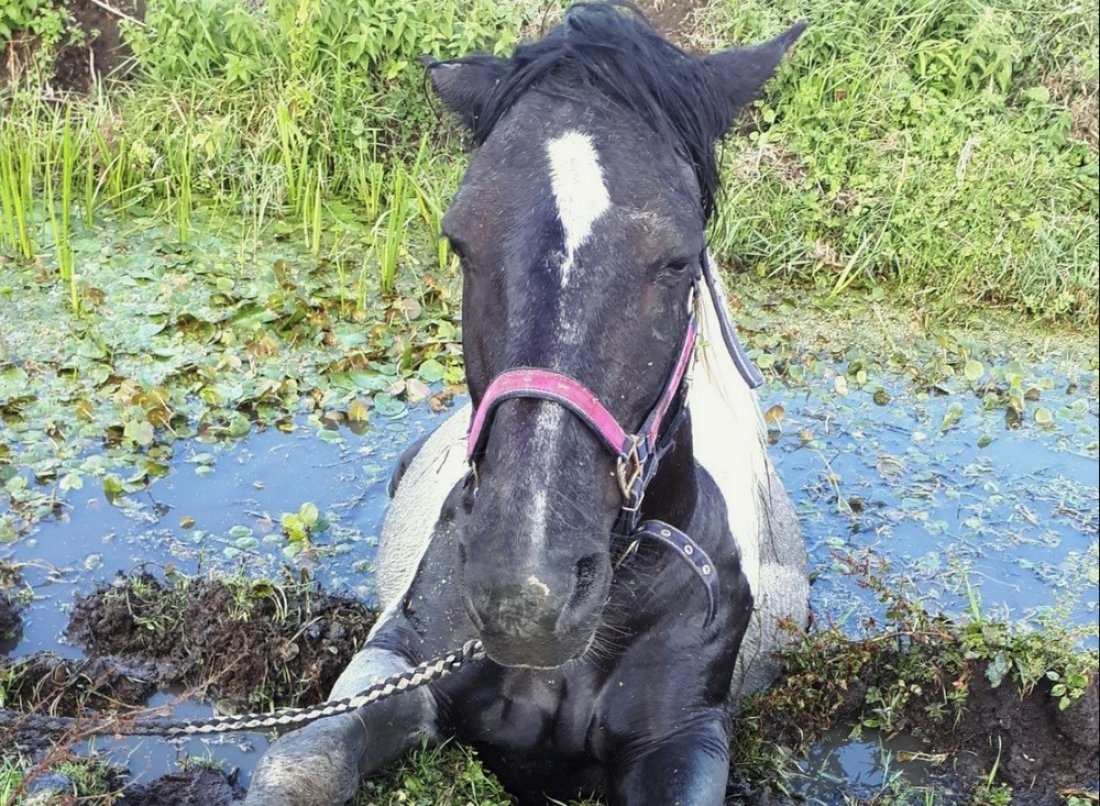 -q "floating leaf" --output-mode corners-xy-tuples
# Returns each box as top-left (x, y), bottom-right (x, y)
(125, 419), (155, 446)
(405, 378), (431, 403)
(963, 359), (984, 382)
(59, 472), (84, 492)
(418, 358), (446, 384)
(373, 393), (406, 418)
(872, 387), (891, 406)
(103, 474), (124, 498)
(347, 398), (370, 422)
(939, 402), (964, 434)
(1034, 407), (1053, 425)
(763, 404), (785, 425)
(298, 502), (319, 527)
